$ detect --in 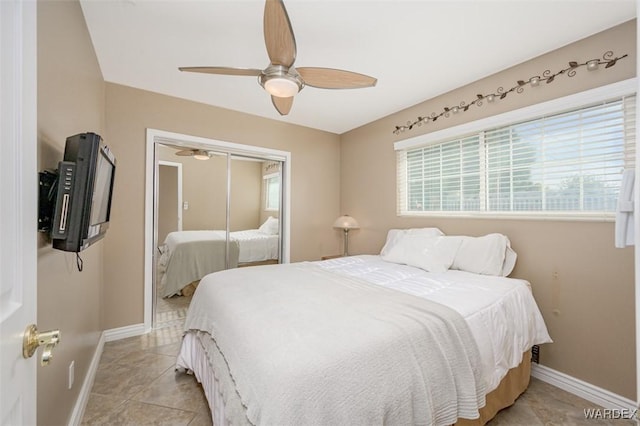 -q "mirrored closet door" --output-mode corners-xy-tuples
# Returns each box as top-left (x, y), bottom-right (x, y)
(152, 140), (286, 328)
(229, 155), (282, 267)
